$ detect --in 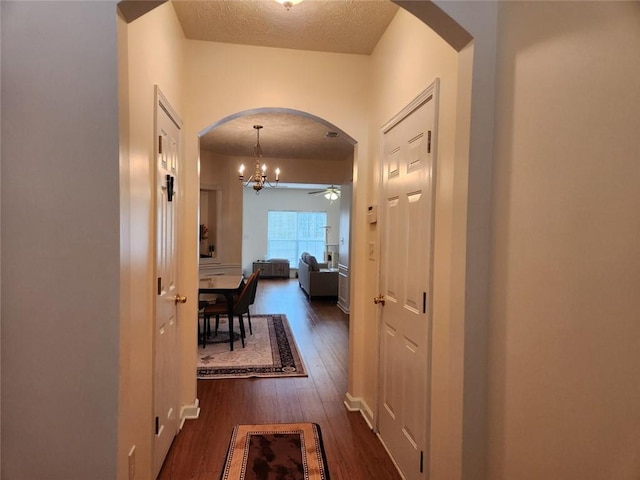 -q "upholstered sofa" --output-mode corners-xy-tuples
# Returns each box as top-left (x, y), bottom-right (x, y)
(298, 252), (339, 301)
